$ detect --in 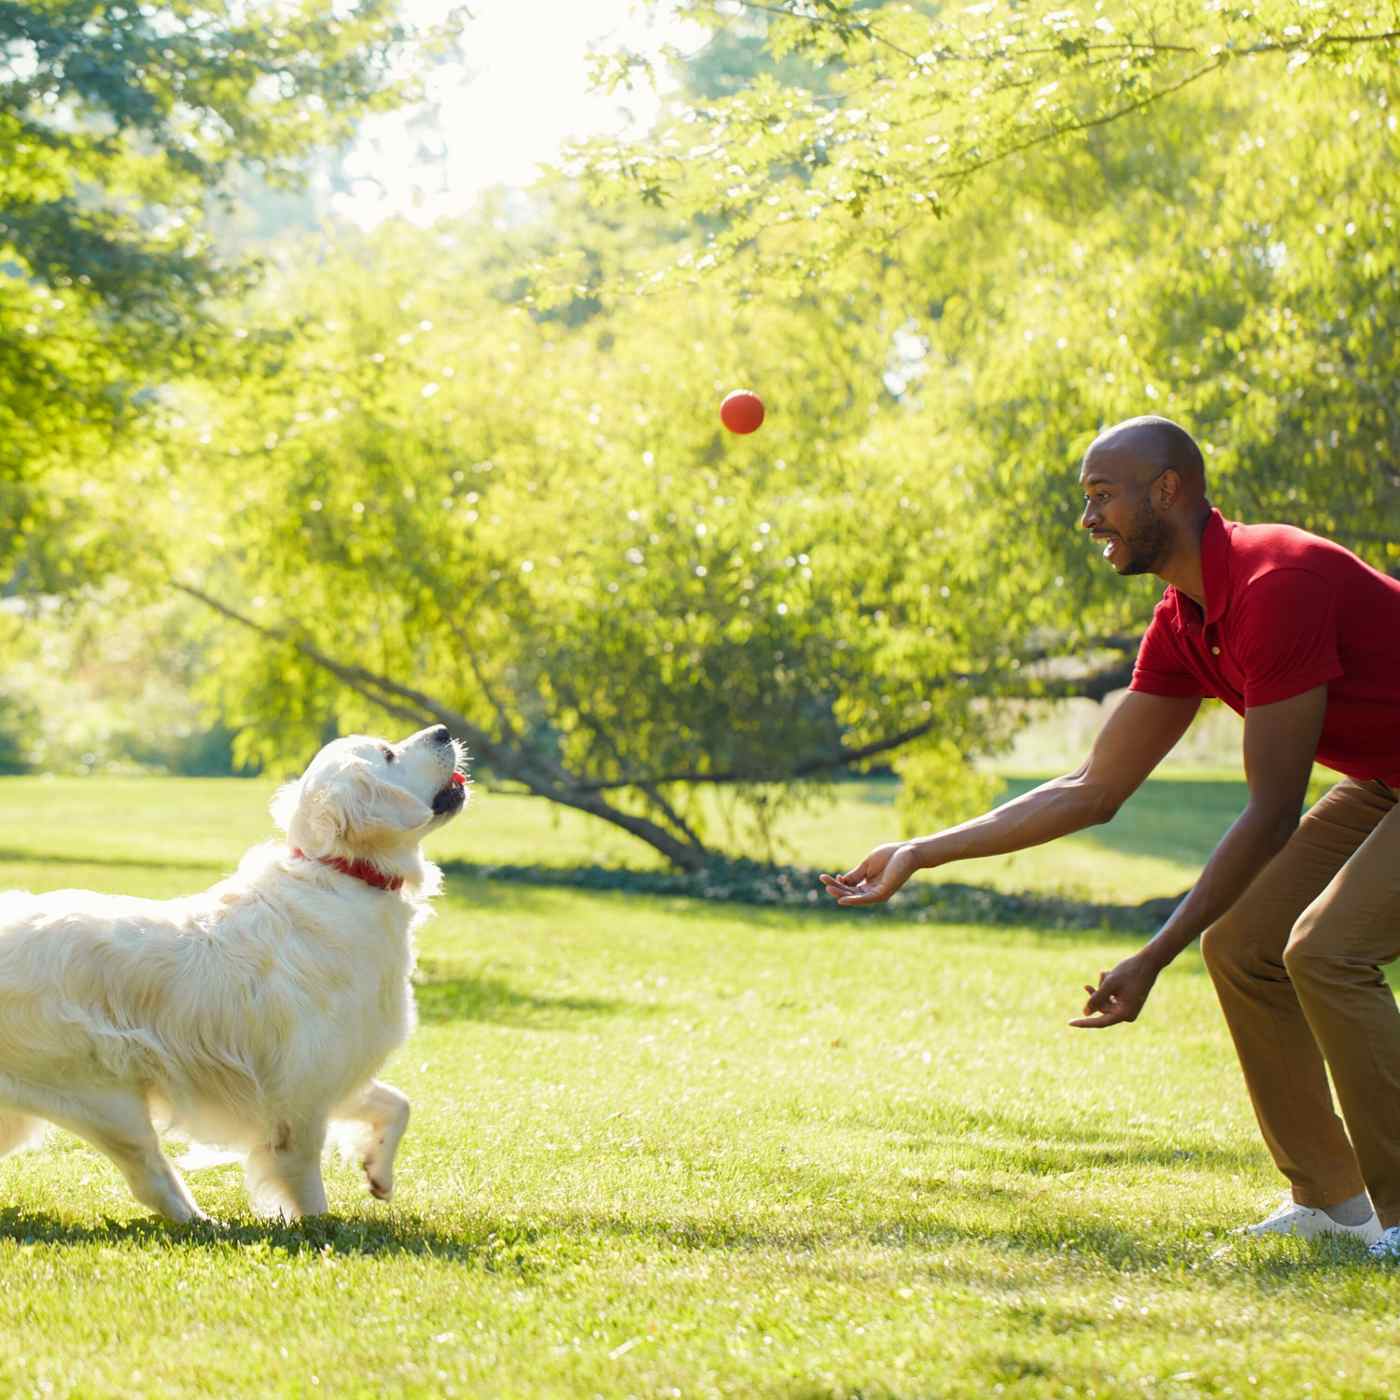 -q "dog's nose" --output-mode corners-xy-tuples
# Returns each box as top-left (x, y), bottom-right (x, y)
(430, 725), (452, 745)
